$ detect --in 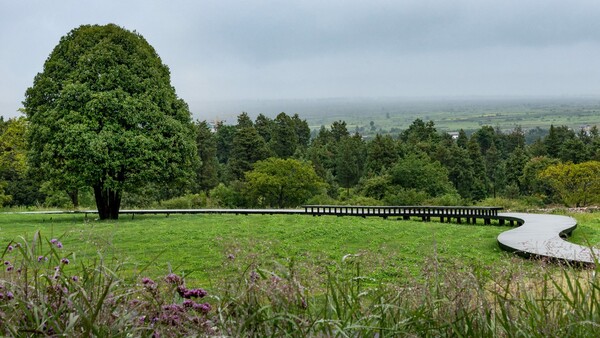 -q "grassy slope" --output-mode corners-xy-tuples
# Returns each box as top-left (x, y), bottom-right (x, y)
(1, 212), (598, 285)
